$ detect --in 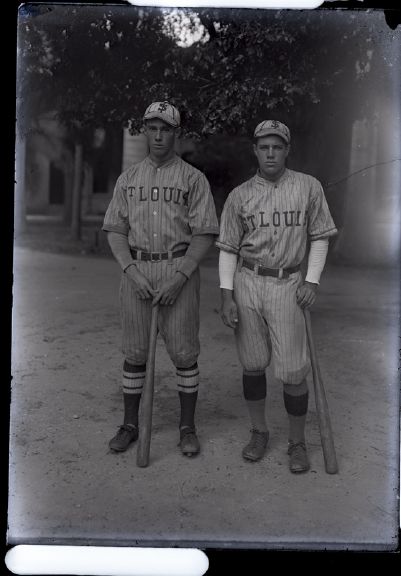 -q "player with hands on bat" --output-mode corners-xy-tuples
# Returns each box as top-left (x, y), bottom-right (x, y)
(218, 119), (337, 473)
(103, 101), (219, 459)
